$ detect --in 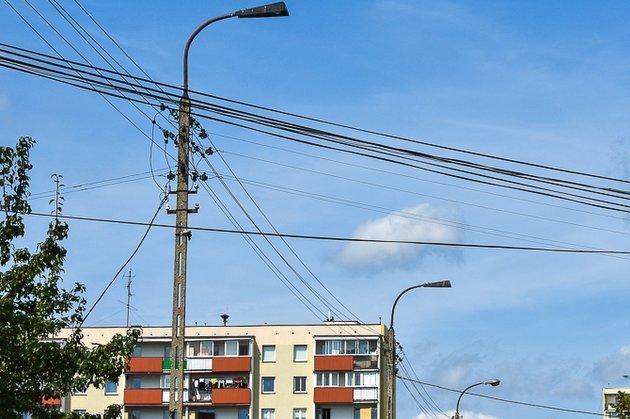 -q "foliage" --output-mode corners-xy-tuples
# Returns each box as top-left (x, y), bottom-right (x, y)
(612, 391), (630, 419)
(0, 137), (140, 418)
